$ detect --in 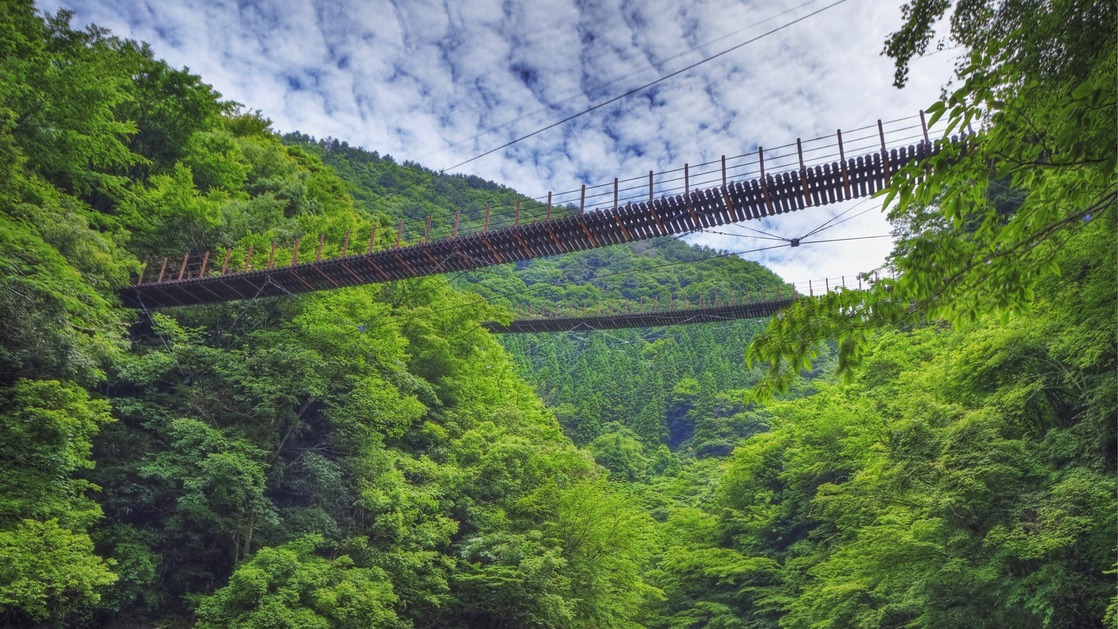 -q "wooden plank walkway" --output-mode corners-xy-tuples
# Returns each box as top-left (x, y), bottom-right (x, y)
(484, 297), (797, 333)
(120, 132), (956, 309)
